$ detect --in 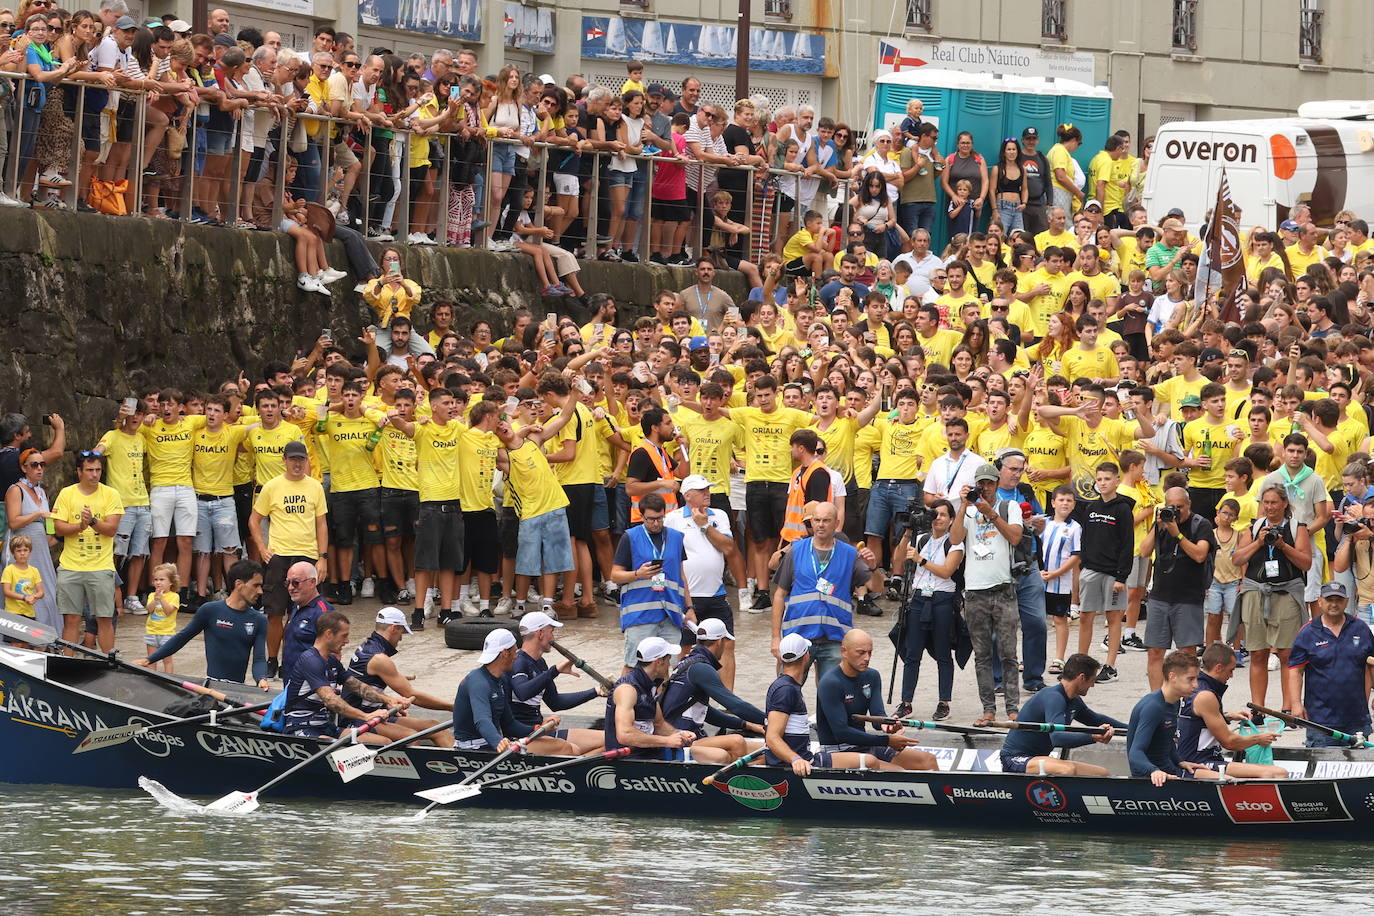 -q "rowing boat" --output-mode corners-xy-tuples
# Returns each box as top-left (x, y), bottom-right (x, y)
(3, 647), (1374, 837)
